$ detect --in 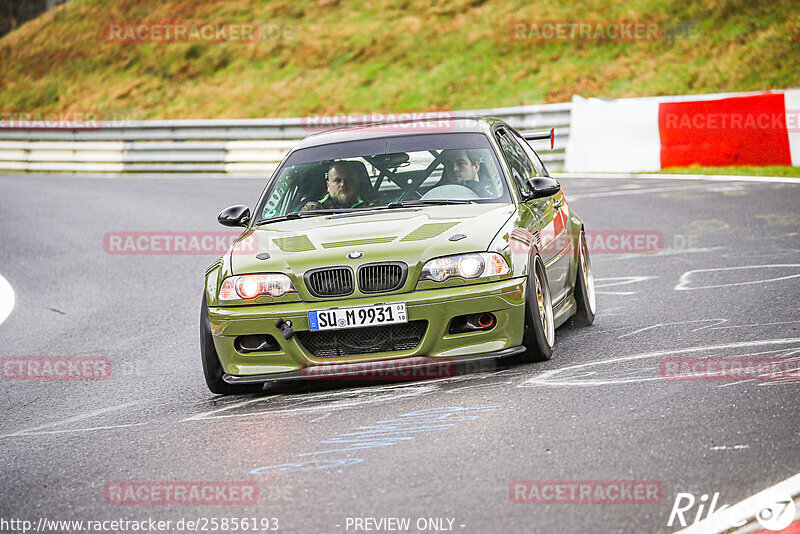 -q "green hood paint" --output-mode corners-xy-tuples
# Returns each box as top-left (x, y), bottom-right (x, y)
(230, 204), (516, 279)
